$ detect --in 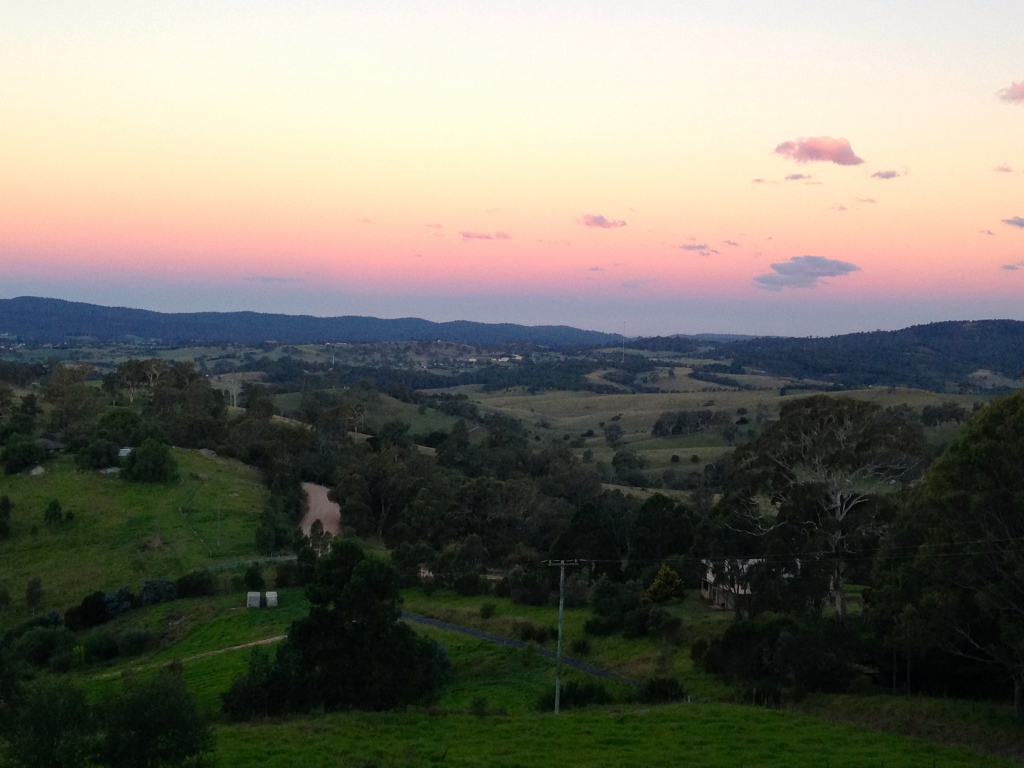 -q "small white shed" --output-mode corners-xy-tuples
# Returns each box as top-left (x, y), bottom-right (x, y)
(246, 591), (260, 608)
(265, 591), (279, 608)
